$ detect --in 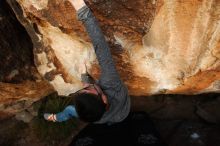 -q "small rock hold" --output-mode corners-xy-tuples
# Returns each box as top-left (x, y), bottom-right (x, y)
(152, 0), (156, 5)
(15, 110), (34, 123)
(0, 104), (5, 110)
(6, 70), (19, 80)
(213, 80), (220, 89)
(195, 105), (218, 124)
(27, 106), (38, 116)
(190, 132), (200, 140)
